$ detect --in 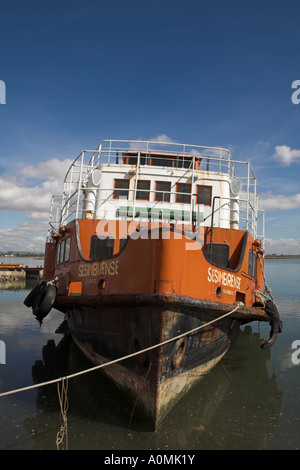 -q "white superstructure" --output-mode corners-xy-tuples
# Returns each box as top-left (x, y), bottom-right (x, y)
(48, 139), (264, 243)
